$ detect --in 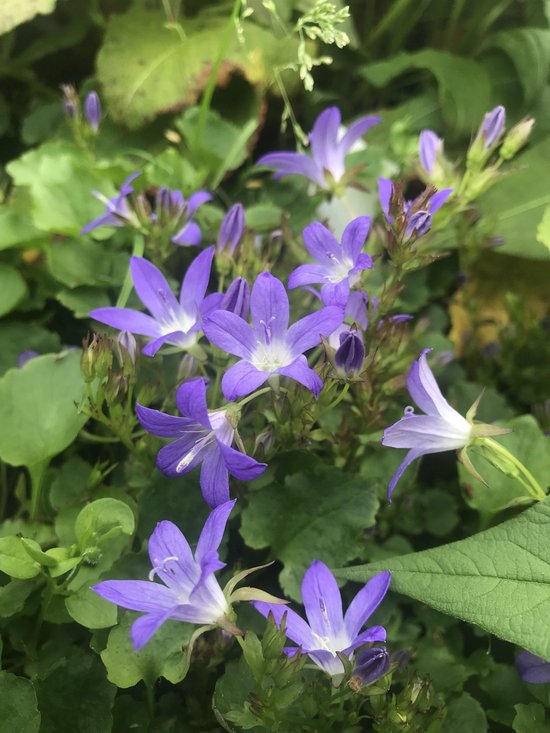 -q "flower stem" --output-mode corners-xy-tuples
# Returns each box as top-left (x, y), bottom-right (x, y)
(236, 387), (272, 409)
(116, 233), (144, 308)
(318, 383), (350, 418)
(478, 437), (546, 500)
